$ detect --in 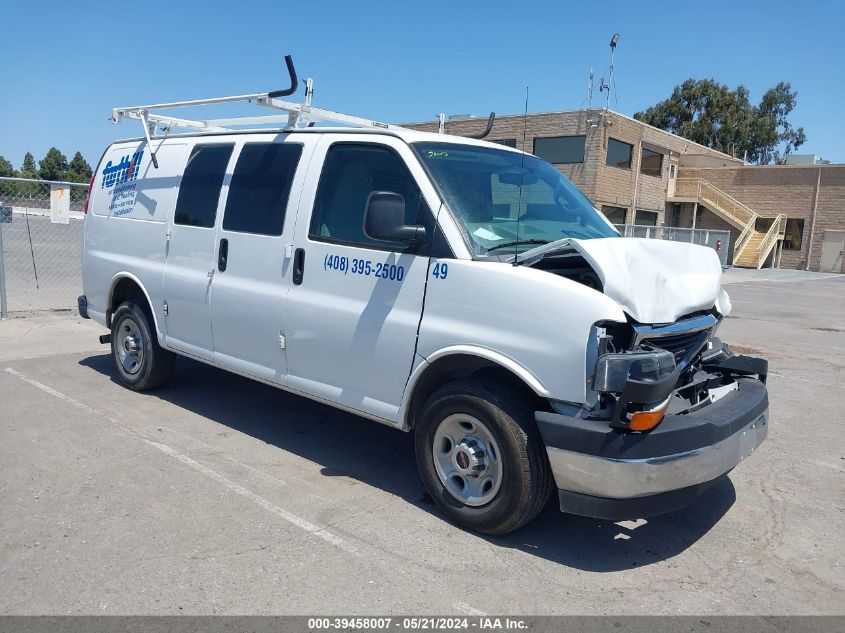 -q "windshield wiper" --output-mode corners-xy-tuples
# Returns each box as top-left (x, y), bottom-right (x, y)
(486, 239), (549, 253)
